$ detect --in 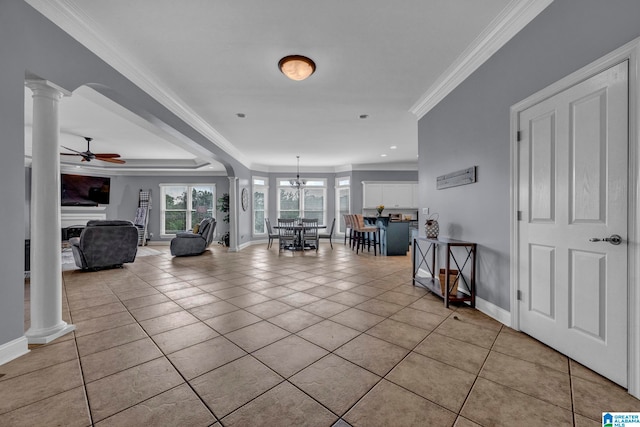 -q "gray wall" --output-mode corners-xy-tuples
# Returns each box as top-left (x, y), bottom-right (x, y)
(234, 163), (253, 247)
(0, 0), (246, 349)
(0, 0), (28, 346)
(417, 0), (640, 310)
(111, 174), (230, 242)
